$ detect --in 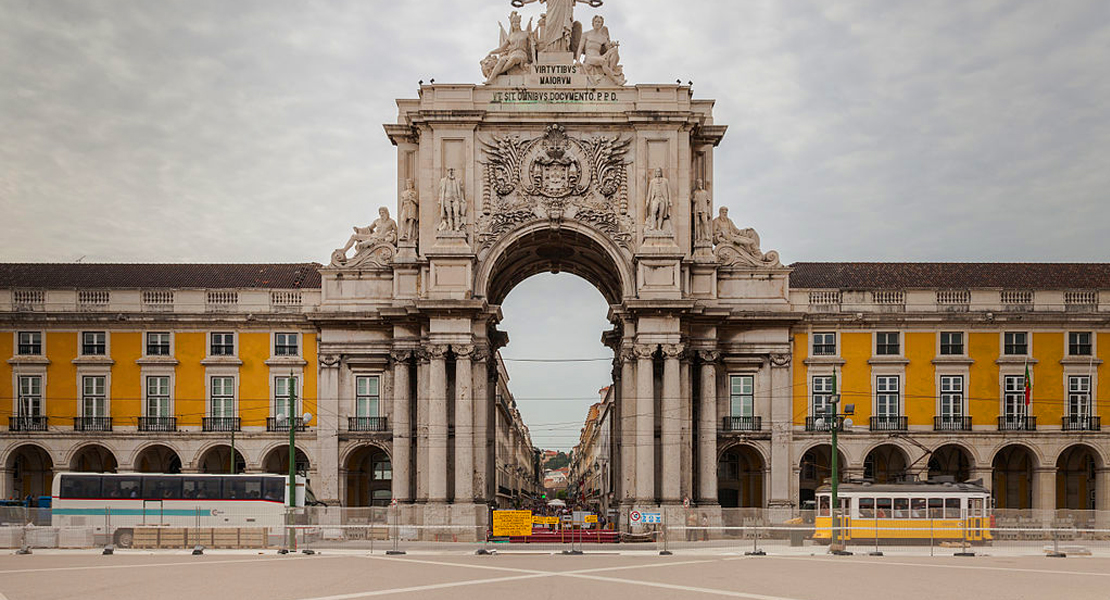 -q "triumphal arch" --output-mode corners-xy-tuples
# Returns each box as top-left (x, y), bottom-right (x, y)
(315, 1), (794, 527)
